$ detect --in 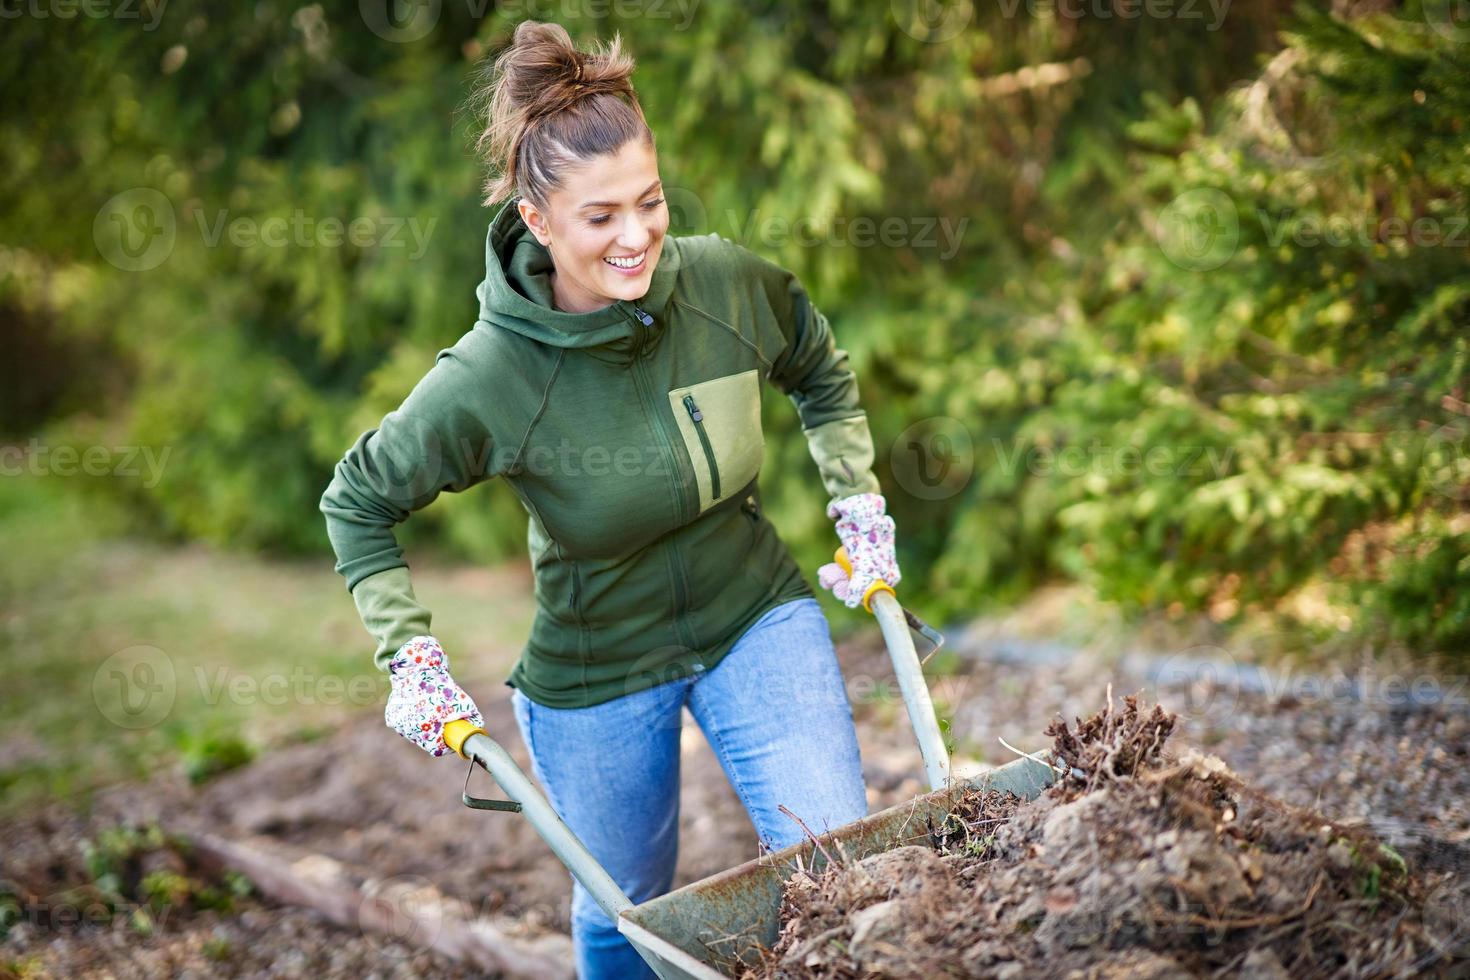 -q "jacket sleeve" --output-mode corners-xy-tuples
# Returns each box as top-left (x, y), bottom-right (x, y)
(741, 245), (883, 506)
(319, 347), (497, 671)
